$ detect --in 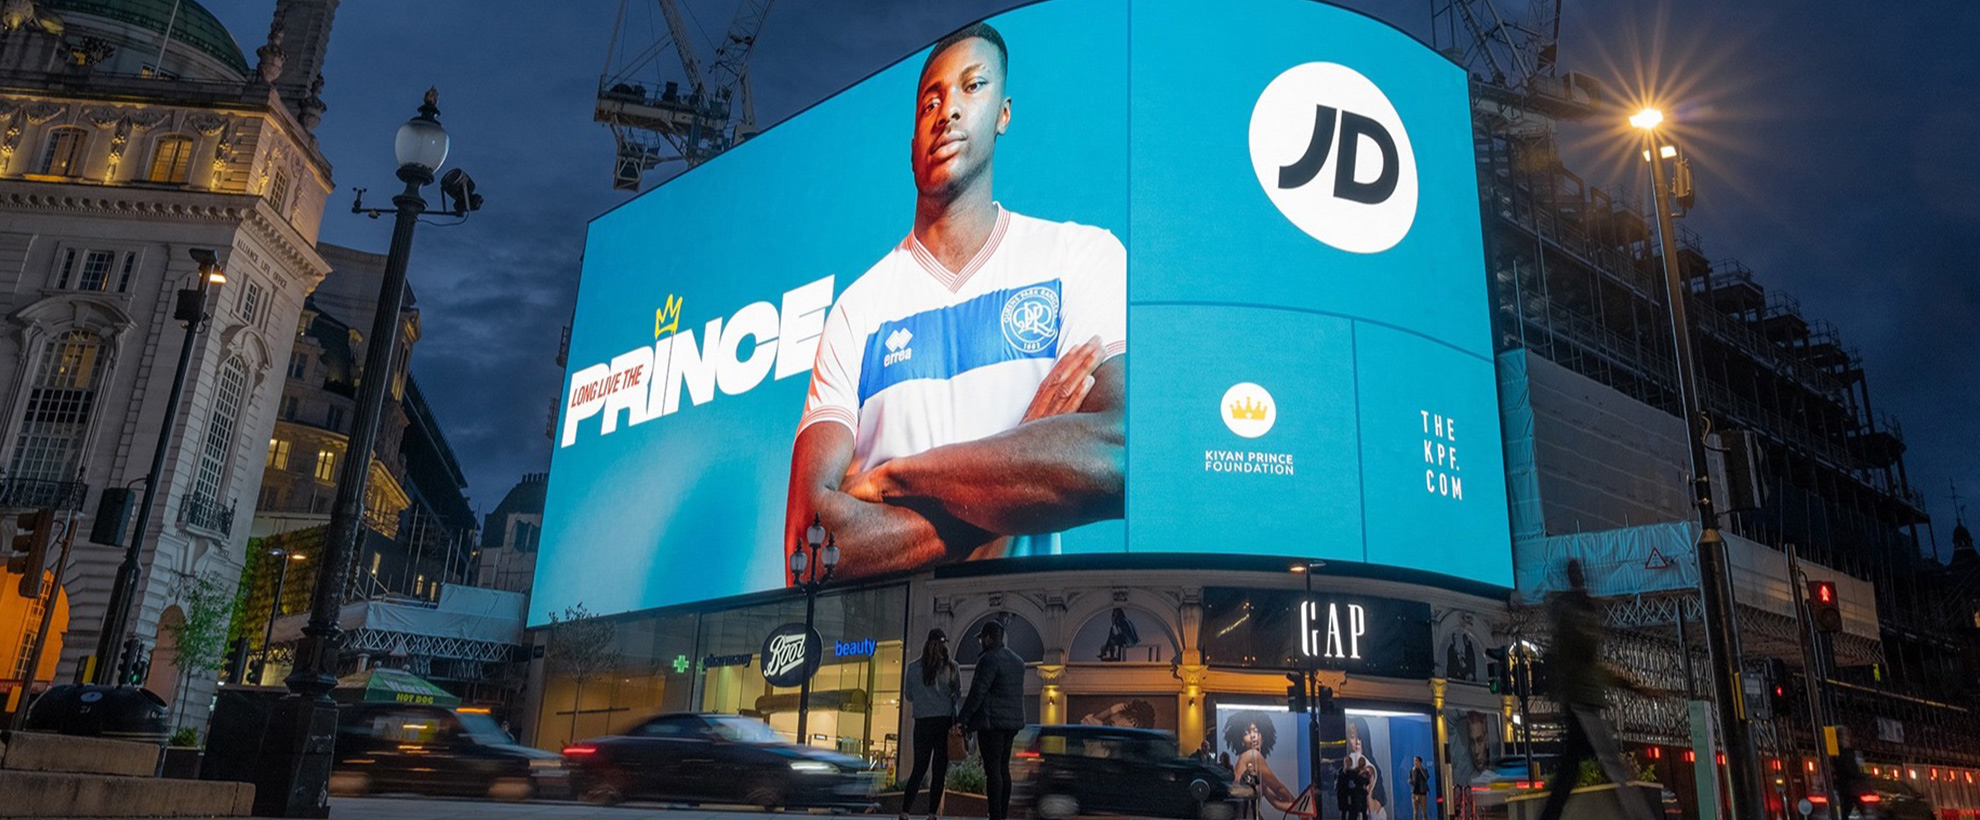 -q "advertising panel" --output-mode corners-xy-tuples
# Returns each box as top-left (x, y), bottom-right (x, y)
(538, 0), (1509, 625)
